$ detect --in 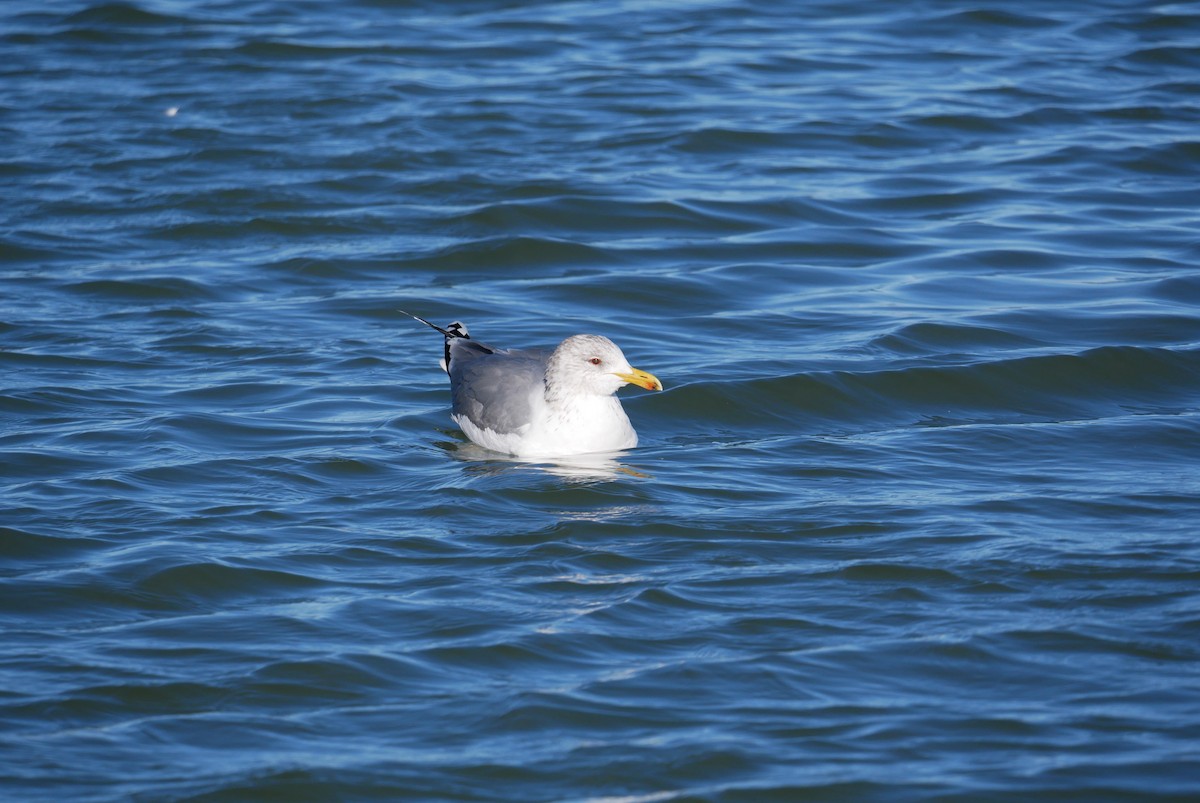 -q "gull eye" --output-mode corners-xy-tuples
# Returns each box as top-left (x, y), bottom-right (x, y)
(589, 357), (602, 365)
